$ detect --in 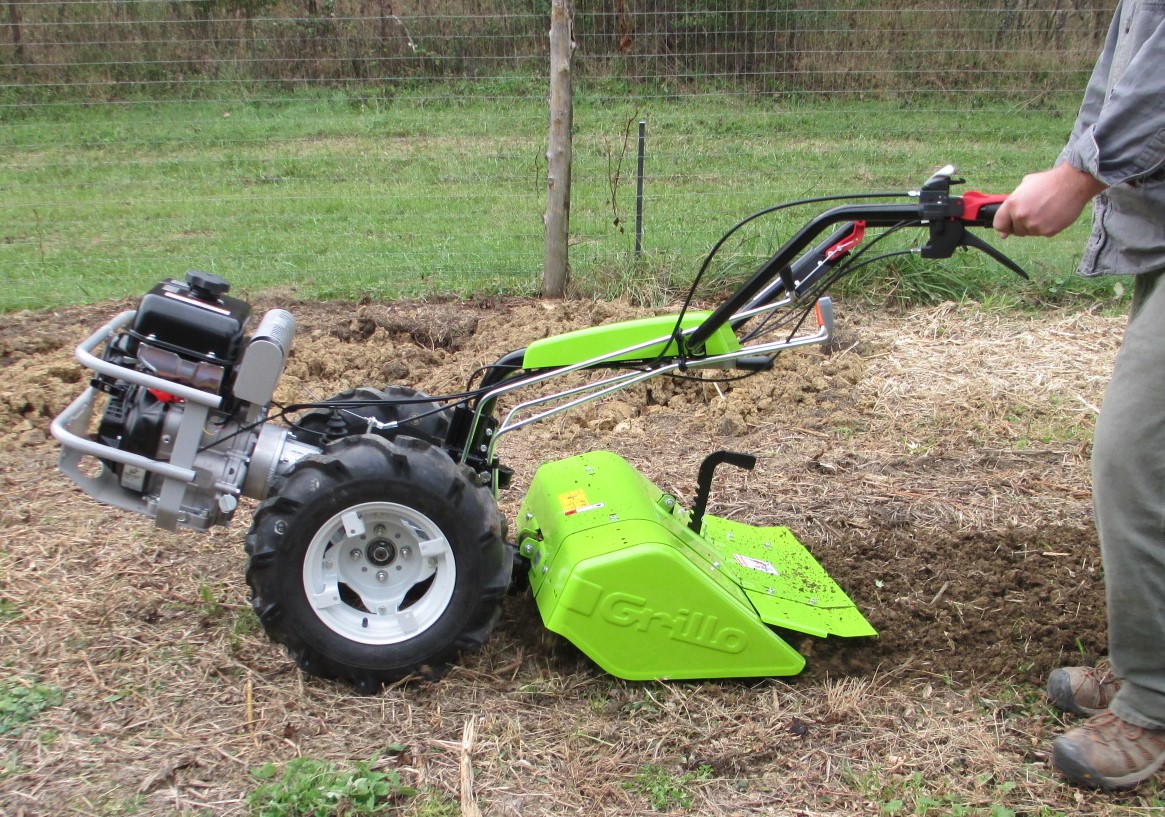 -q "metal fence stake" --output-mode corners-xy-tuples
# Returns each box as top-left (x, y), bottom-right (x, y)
(635, 119), (646, 259)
